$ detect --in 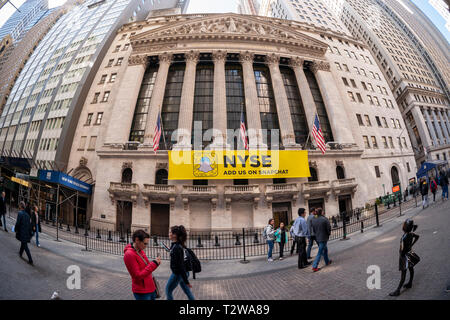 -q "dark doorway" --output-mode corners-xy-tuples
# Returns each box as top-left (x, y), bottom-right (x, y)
(338, 195), (352, 220)
(122, 168), (133, 184)
(308, 167), (318, 182)
(272, 202), (291, 227)
(336, 166), (345, 180)
(155, 169), (168, 185)
(151, 203), (170, 236)
(116, 201), (132, 233)
(73, 196), (87, 228)
(391, 166), (400, 187)
(308, 198), (324, 214)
